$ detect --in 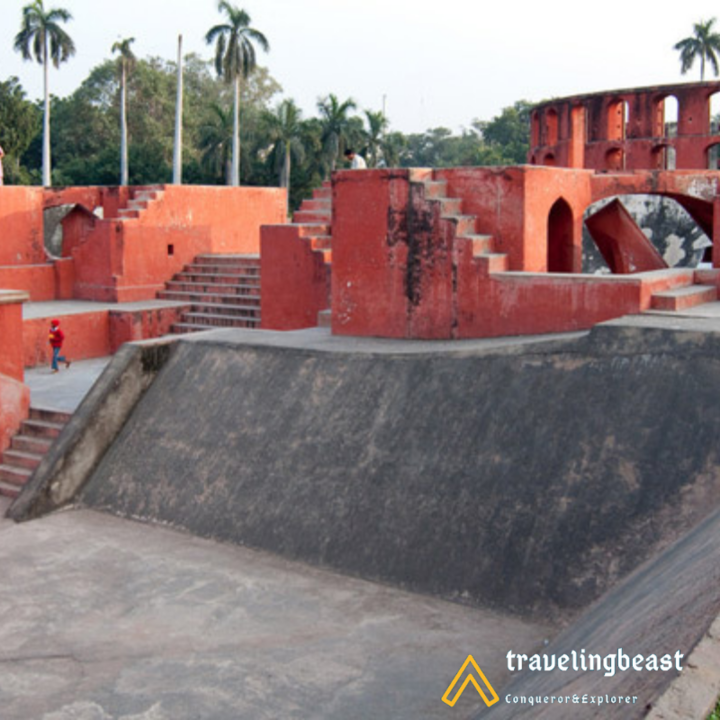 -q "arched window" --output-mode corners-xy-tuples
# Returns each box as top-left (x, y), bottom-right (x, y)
(707, 142), (720, 169)
(545, 109), (559, 146)
(605, 148), (624, 171)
